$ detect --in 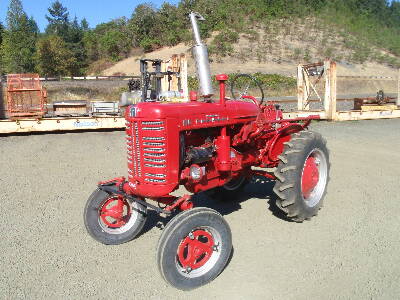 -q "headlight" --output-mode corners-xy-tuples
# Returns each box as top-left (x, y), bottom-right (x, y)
(190, 164), (203, 181)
